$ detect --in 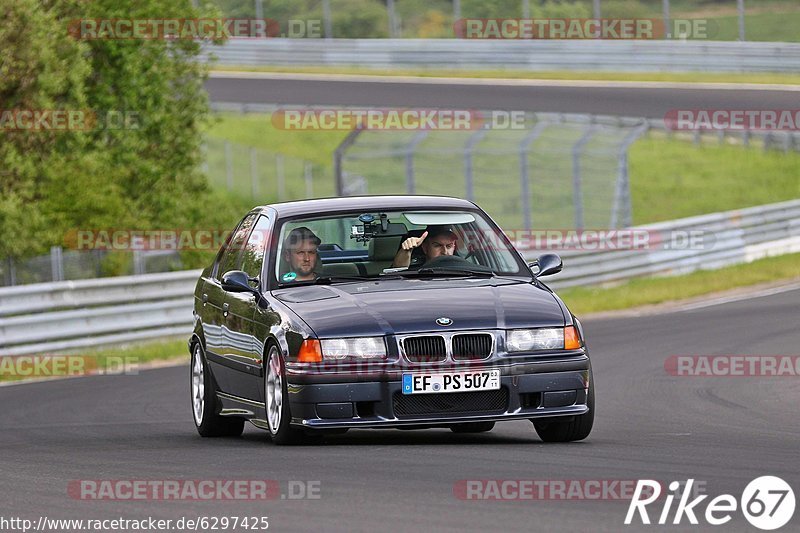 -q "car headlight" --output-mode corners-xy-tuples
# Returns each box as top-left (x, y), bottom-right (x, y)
(506, 327), (582, 352)
(320, 337), (387, 359)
